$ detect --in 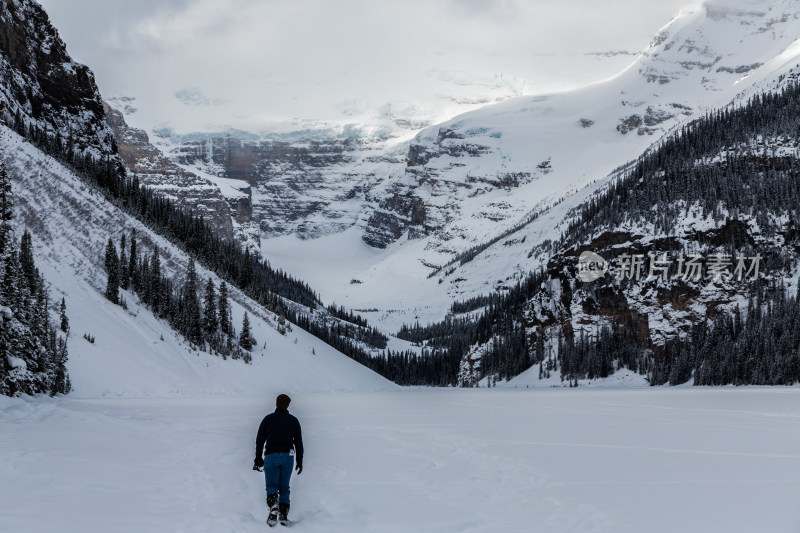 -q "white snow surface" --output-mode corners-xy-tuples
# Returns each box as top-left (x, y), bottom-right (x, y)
(2, 388), (799, 533)
(1, 124), (393, 396)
